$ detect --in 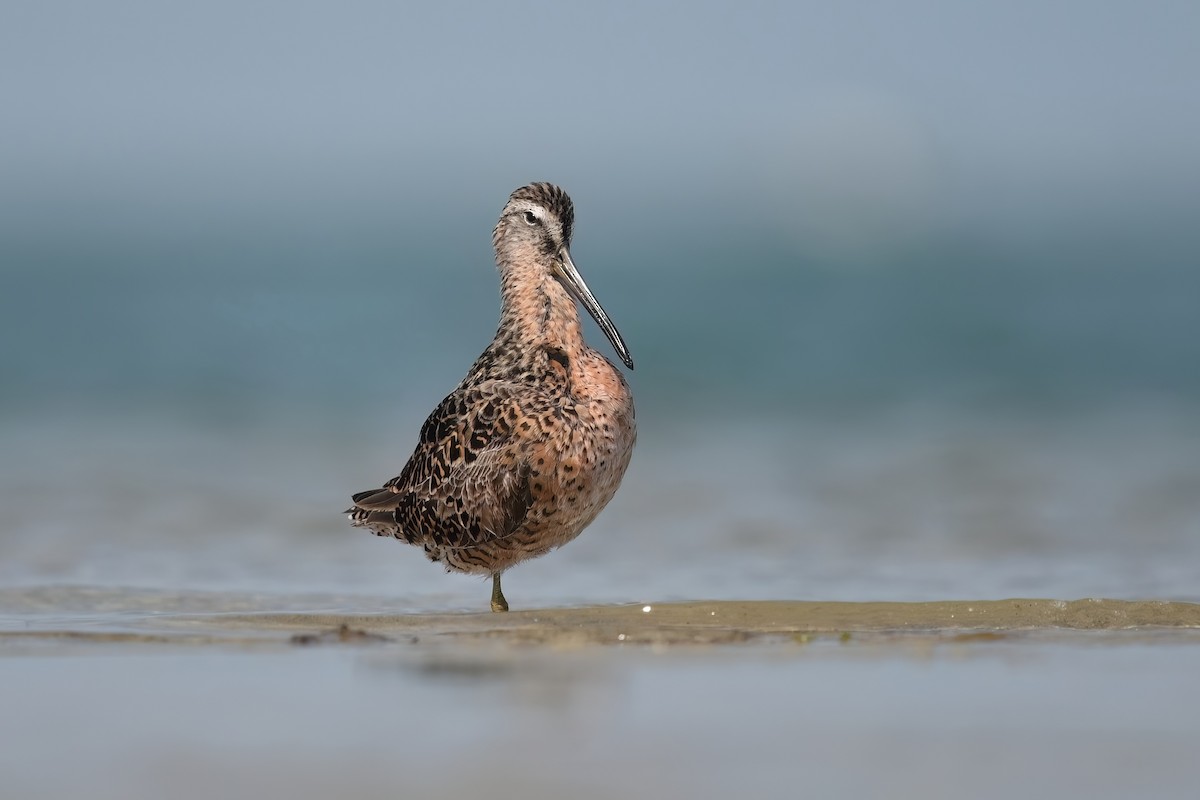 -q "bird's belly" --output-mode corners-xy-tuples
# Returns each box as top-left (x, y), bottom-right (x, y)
(545, 397), (636, 535)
